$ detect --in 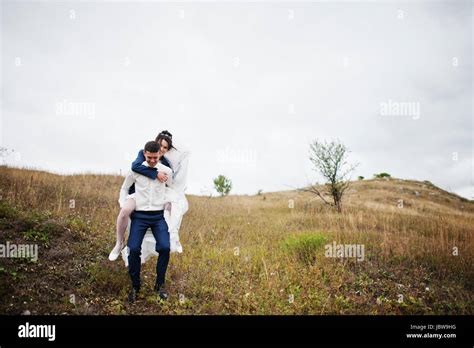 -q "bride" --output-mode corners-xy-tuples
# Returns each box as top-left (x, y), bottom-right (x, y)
(108, 130), (190, 264)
